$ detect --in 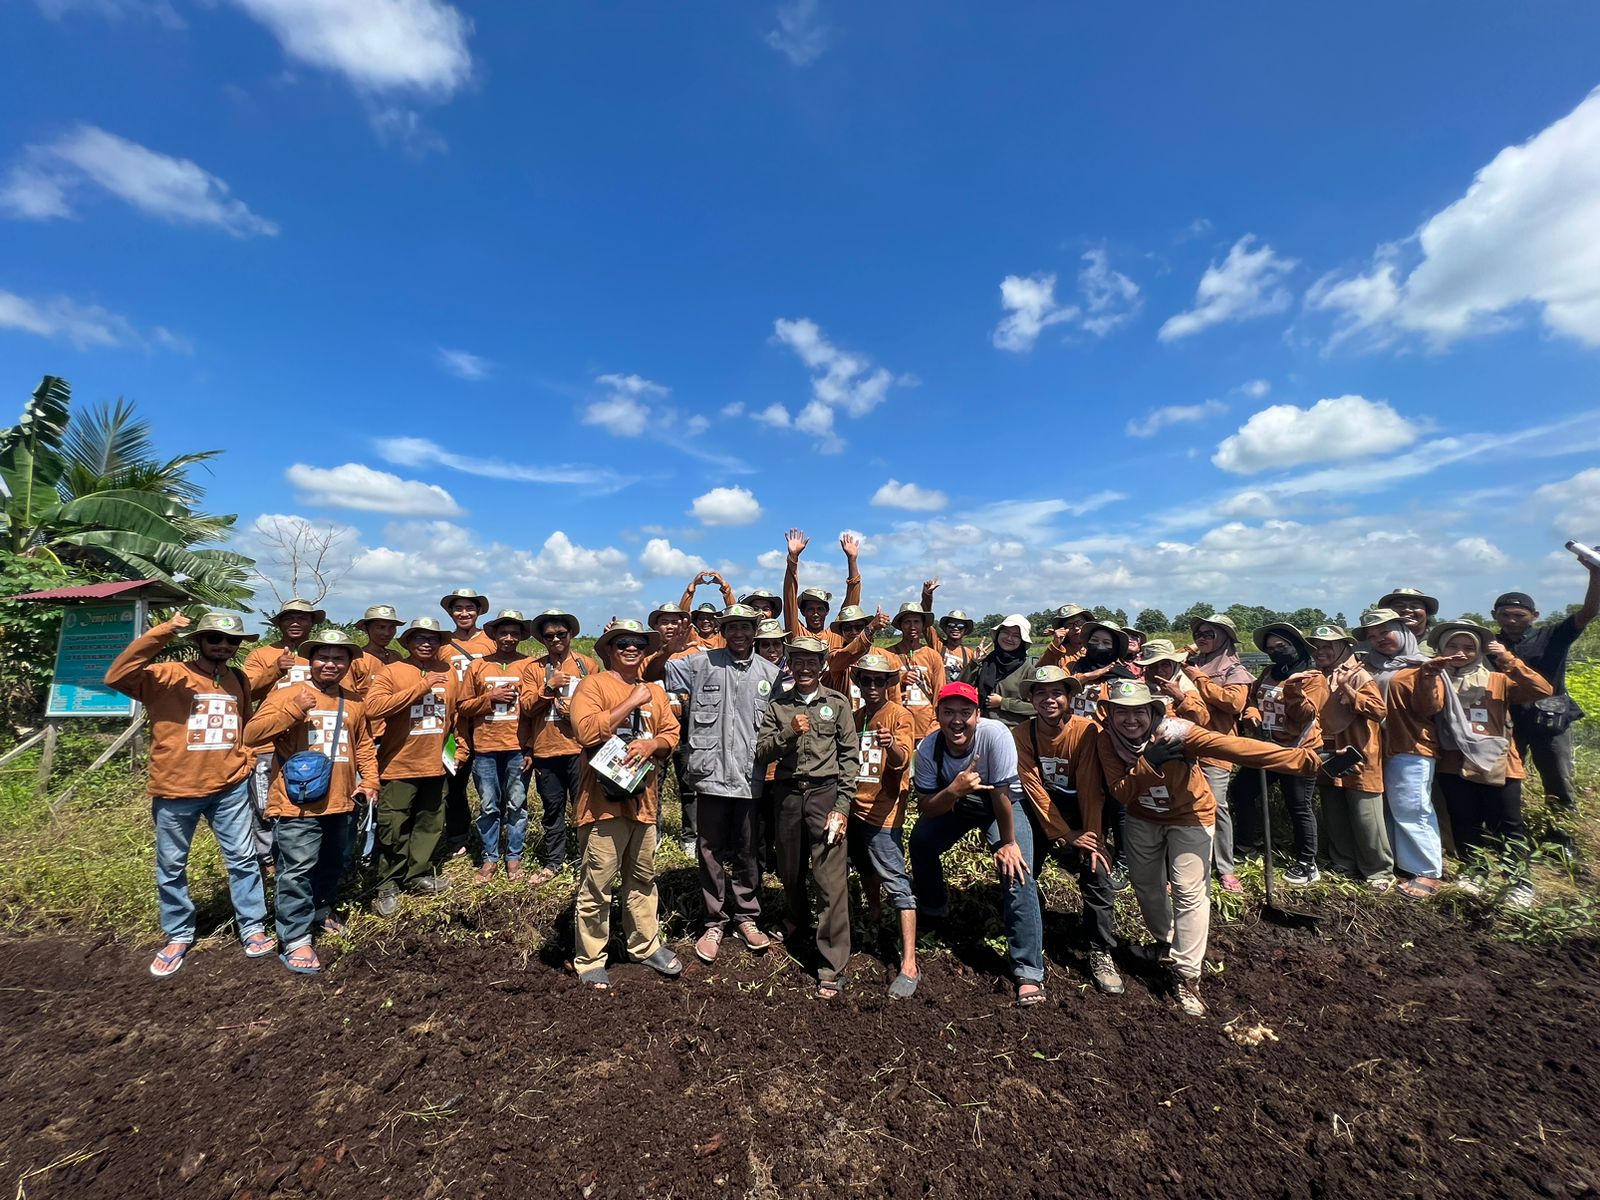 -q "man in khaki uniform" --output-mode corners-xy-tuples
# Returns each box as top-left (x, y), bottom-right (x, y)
(755, 635), (860, 998)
